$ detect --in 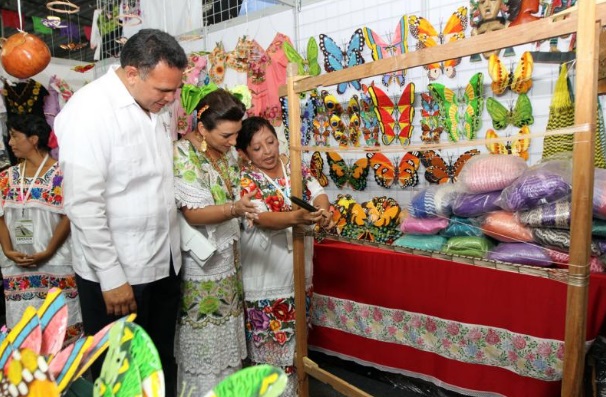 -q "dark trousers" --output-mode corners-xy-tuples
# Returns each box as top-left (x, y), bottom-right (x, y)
(76, 264), (181, 397)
